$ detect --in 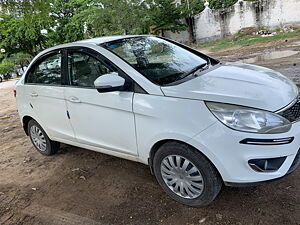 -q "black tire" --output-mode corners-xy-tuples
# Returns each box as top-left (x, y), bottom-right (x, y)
(27, 120), (60, 156)
(0, 76), (2, 83)
(153, 142), (222, 207)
